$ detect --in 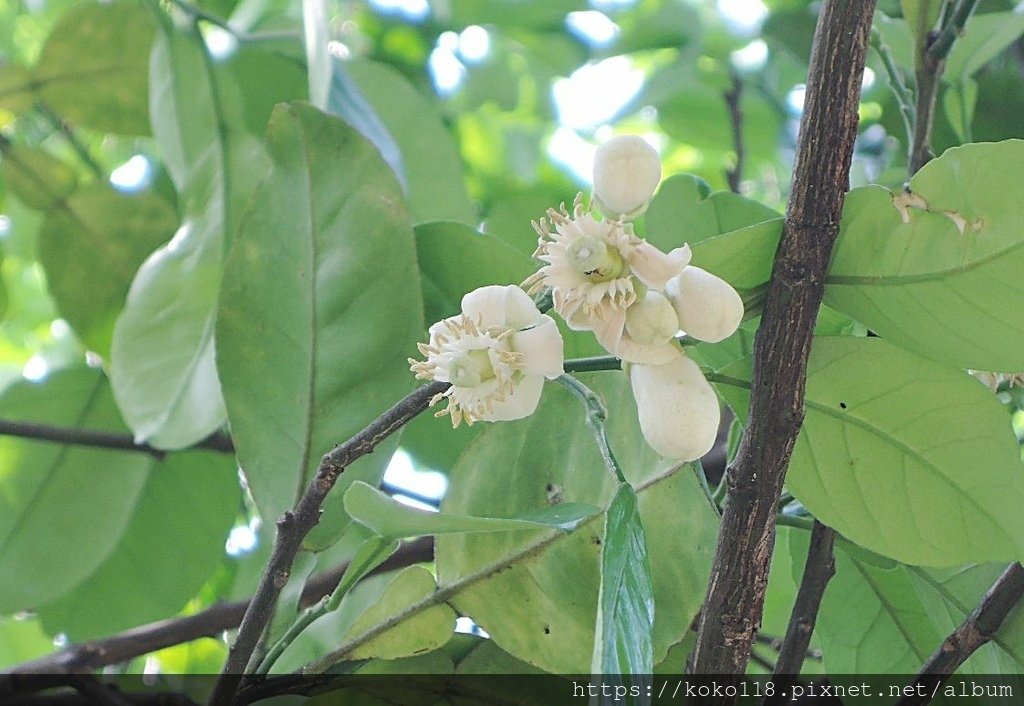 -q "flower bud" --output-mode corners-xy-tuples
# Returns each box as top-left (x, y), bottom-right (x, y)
(624, 290), (679, 345)
(592, 135), (661, 217)
(665, 266), (744, 343)
(628, 353), (720, 461)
